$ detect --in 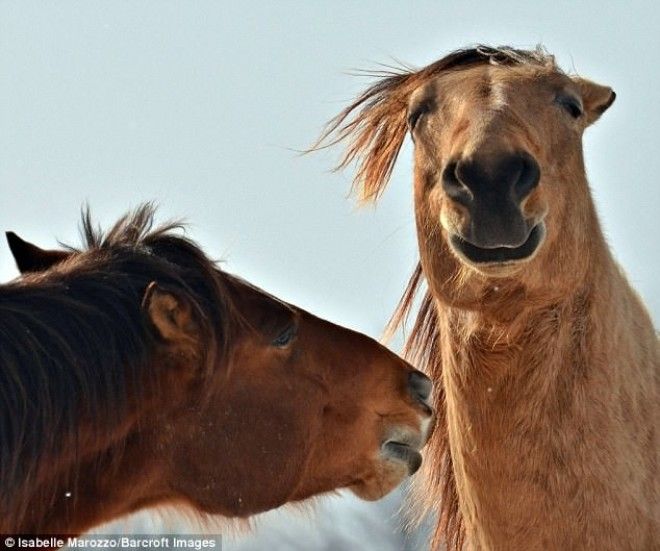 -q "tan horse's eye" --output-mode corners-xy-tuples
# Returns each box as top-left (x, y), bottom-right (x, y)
(408, 109), (425, 132)
(408, 100), (434, 133)
(555, 94), (583, 119)
(271, 323), (298, 348)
